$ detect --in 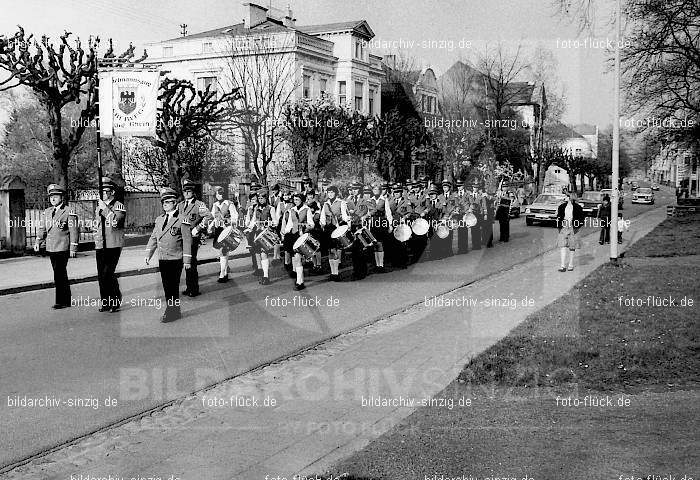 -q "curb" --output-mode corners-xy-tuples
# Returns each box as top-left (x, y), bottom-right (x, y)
(0, 252), (249, 297)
